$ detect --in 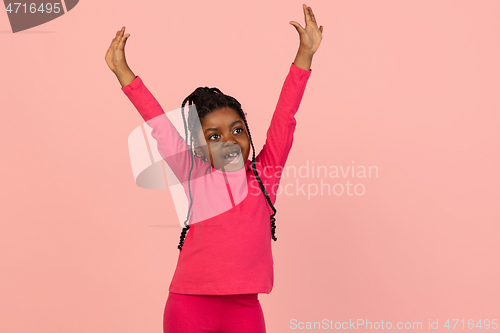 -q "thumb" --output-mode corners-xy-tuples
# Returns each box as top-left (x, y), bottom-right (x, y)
(289, 21), (303, 34)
